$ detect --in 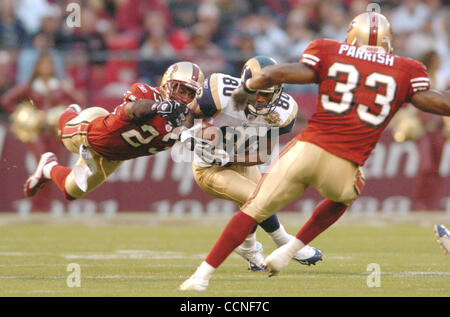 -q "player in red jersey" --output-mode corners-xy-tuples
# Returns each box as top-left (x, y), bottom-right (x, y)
(24, 62), (204, 200)
(179, 10), (450, 291)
